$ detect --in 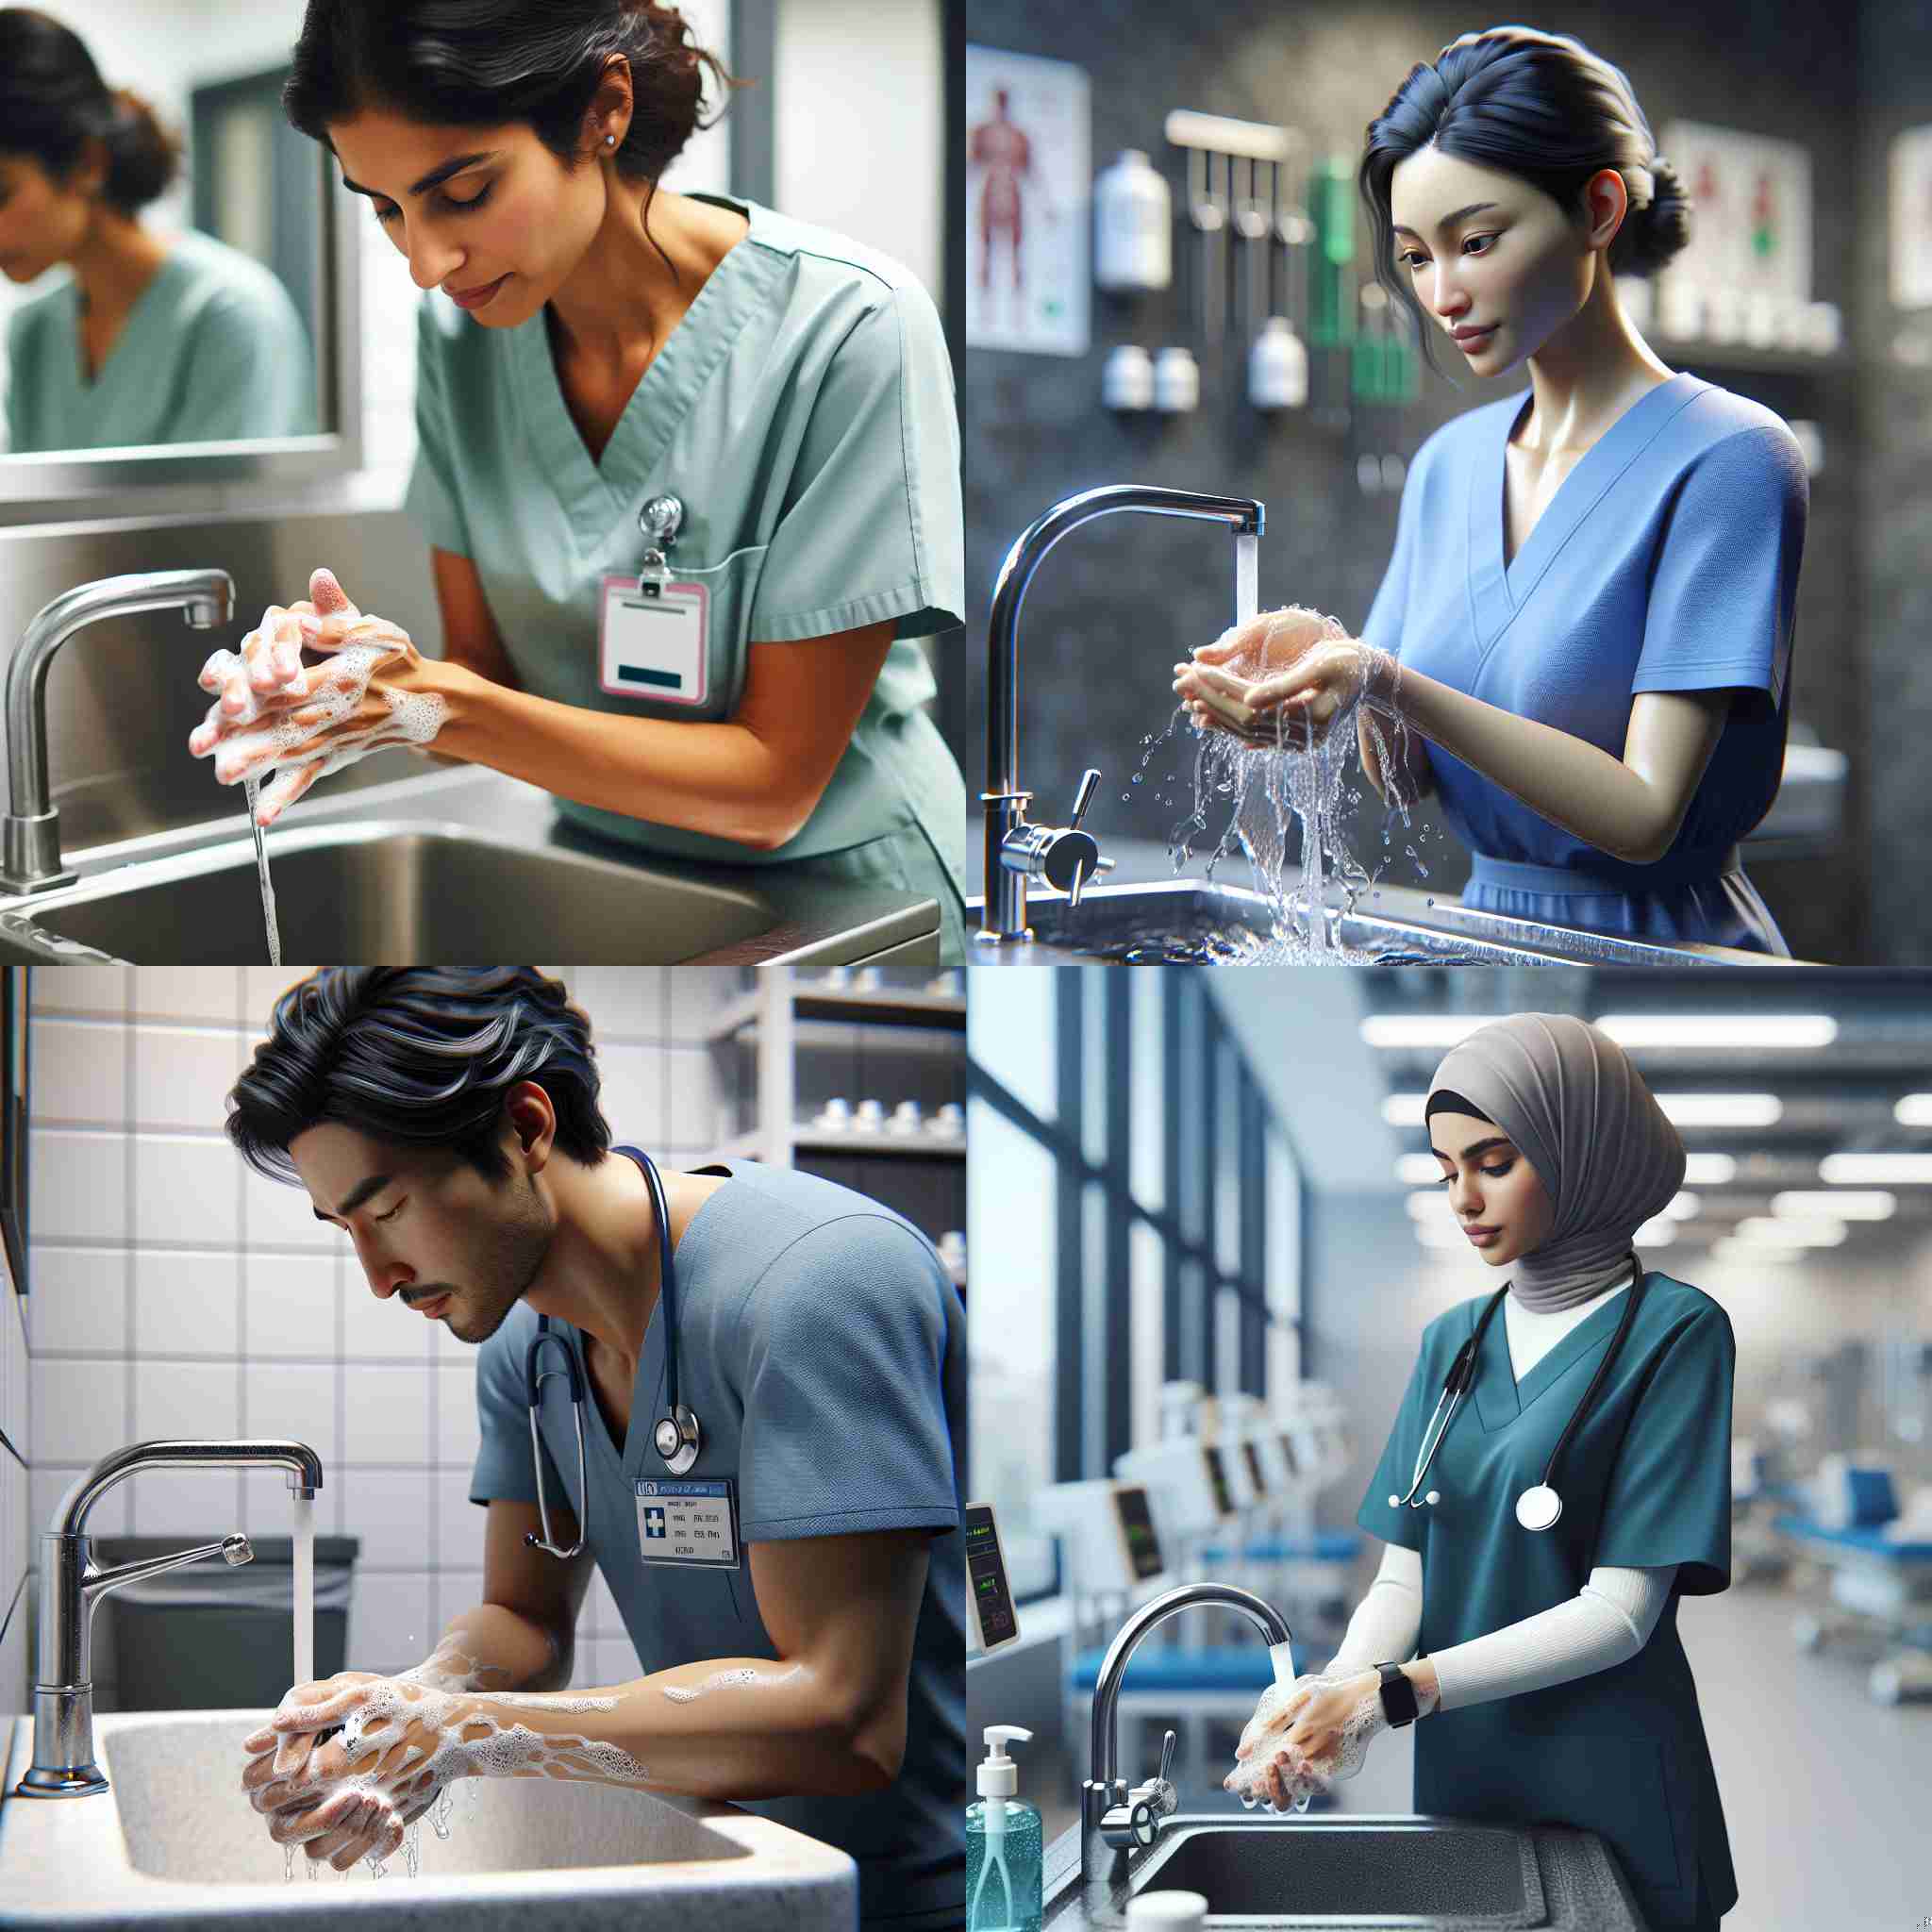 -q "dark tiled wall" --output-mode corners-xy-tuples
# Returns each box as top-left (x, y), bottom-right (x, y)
(1855, 1), (1932, 965)
(965, 1), (1874, 961)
